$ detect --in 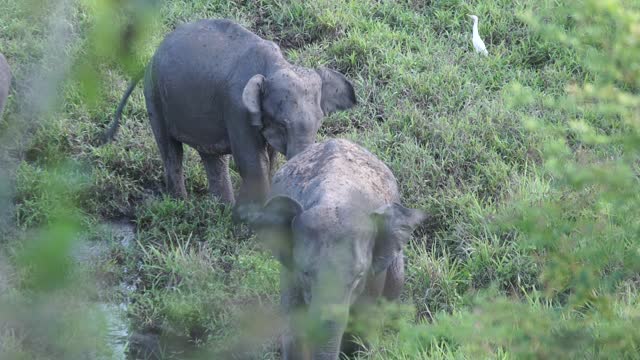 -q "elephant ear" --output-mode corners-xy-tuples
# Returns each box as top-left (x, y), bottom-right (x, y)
(315, 67), (357, 116)
(242, 74), (266, 127)
(250, 195), (302, 268)
(371, 203), (426, 274)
